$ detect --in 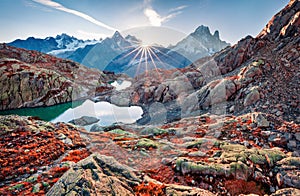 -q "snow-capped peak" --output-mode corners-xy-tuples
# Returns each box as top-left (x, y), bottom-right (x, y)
(169, 25), (230, 61)
(47, 34), (101, 56)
